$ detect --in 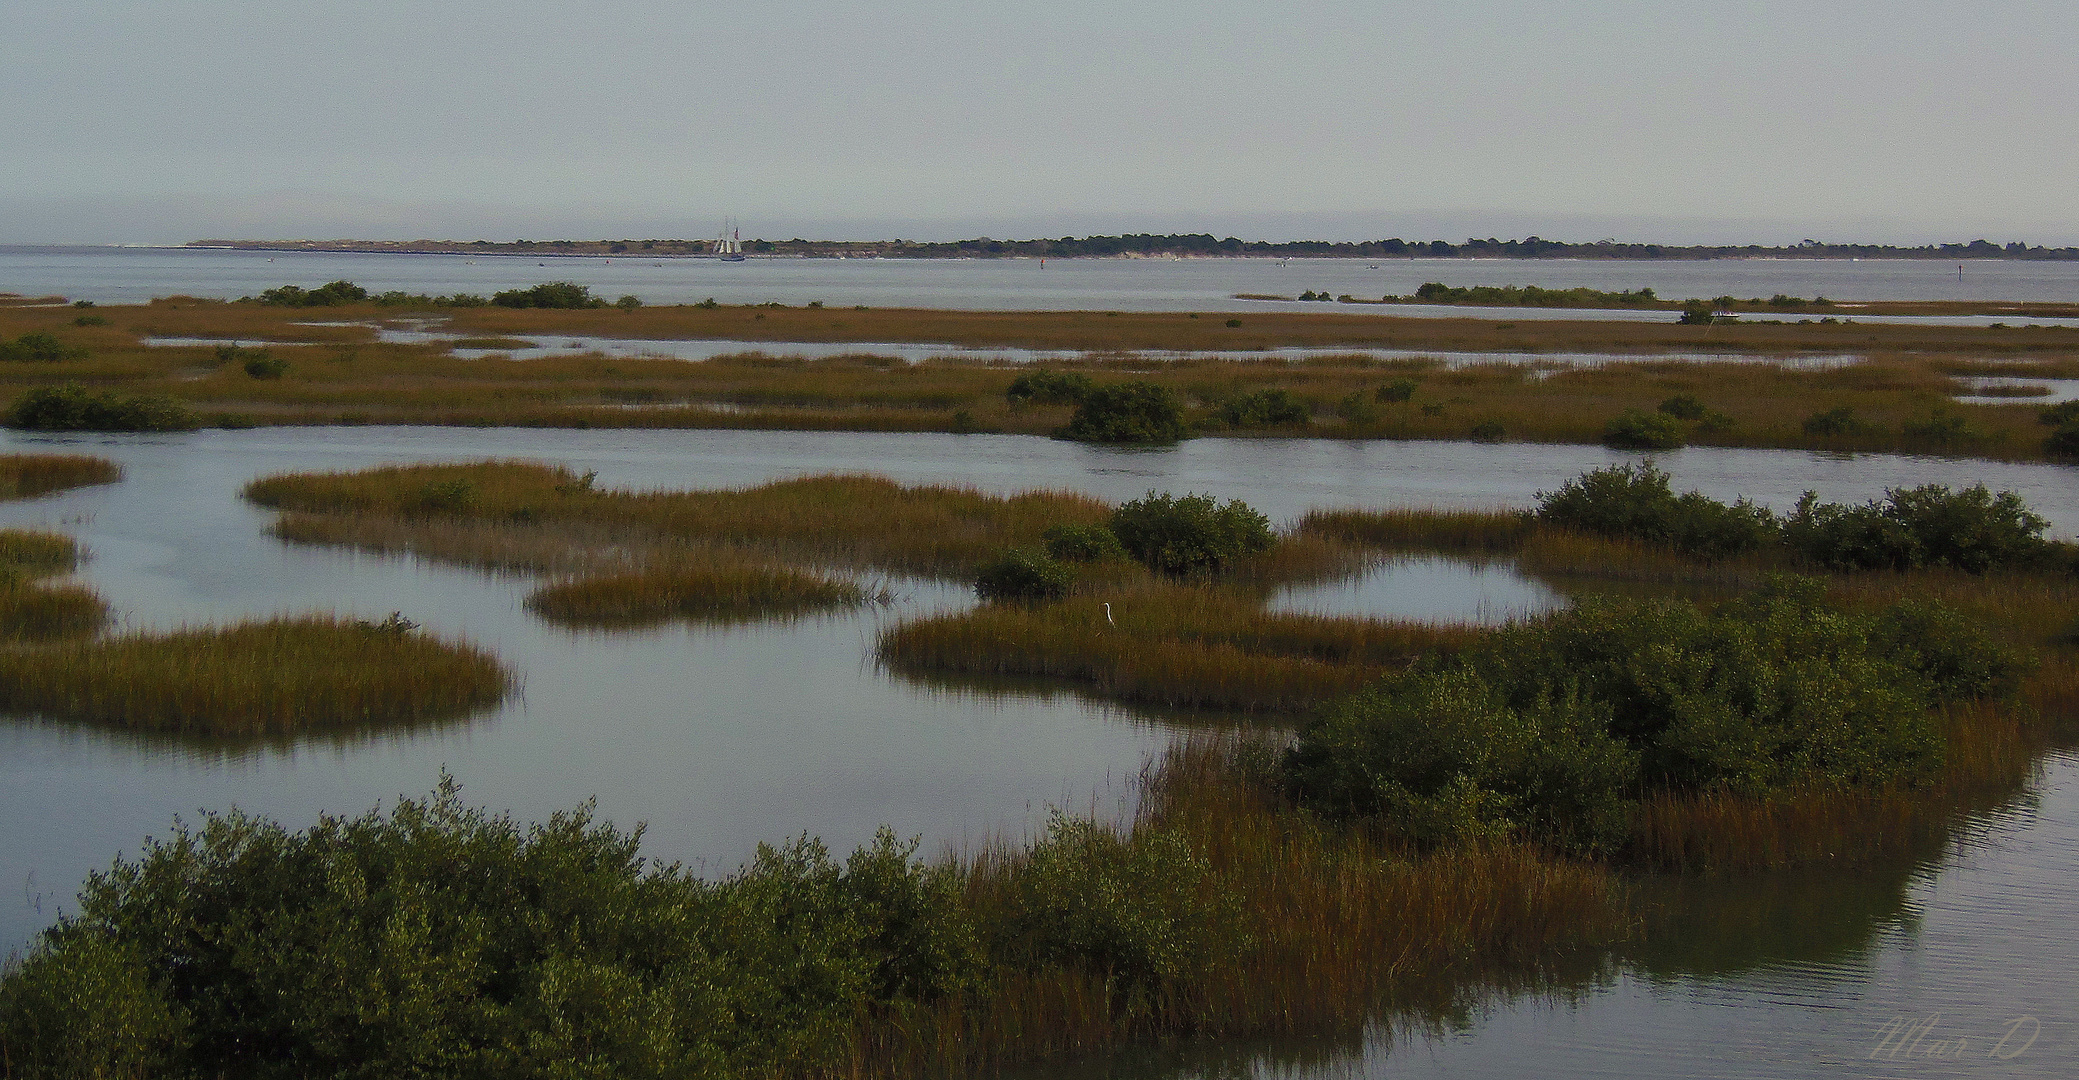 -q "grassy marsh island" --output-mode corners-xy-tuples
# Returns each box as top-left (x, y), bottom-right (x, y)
(4, 290), (2079, 458)
(0, 615), (511, 736)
